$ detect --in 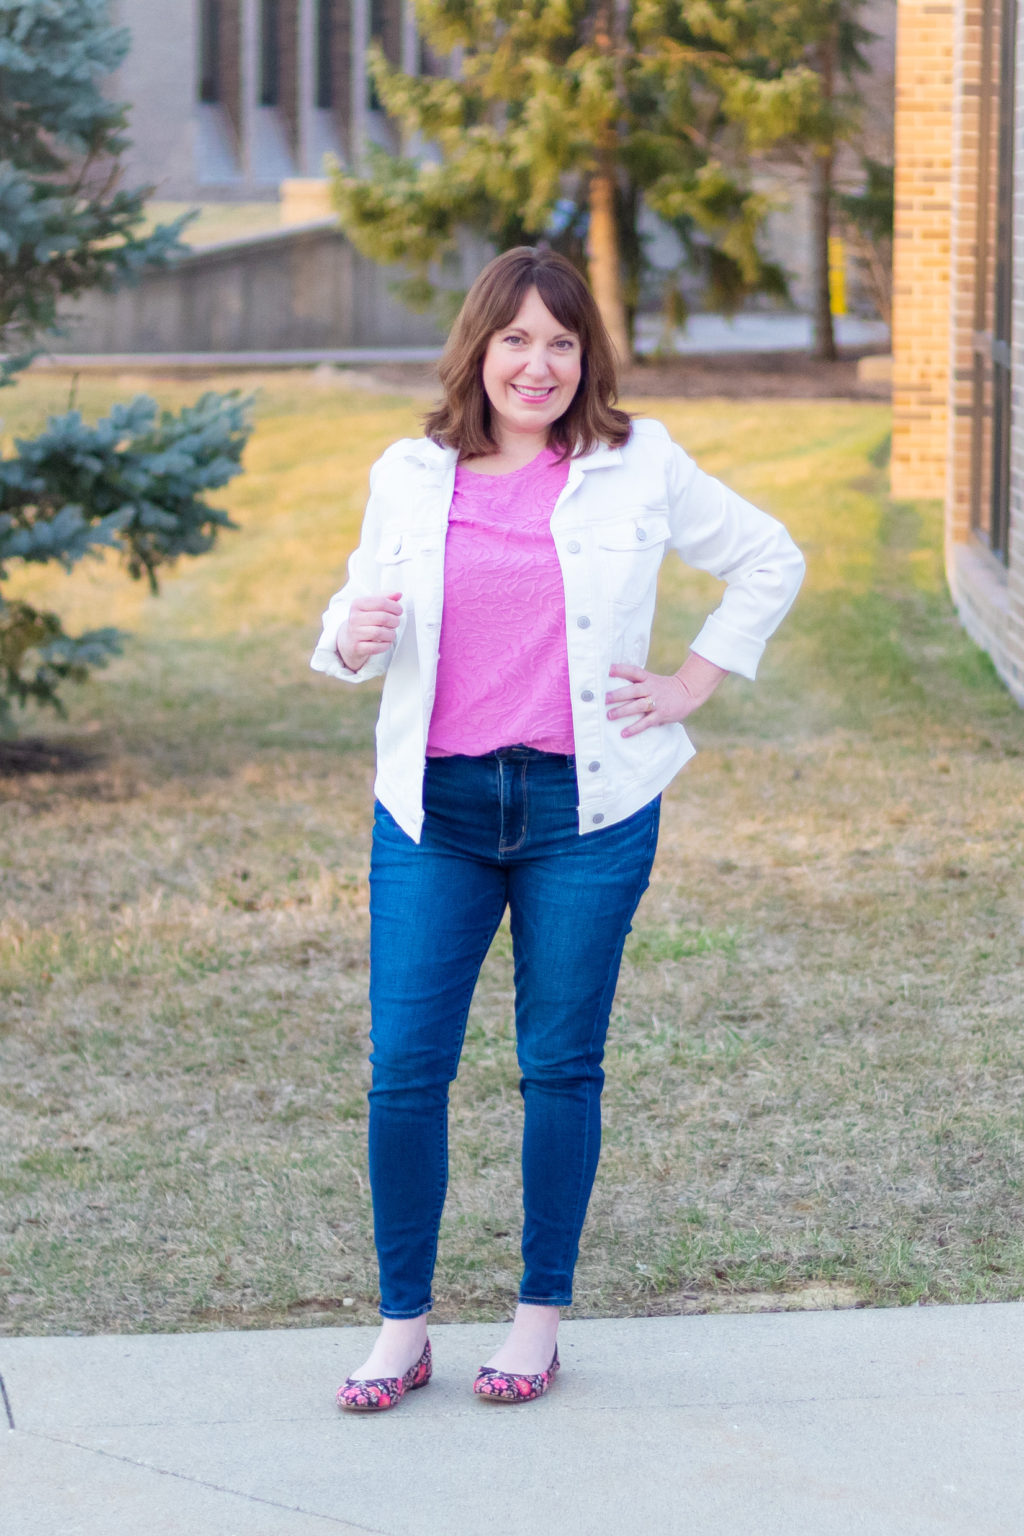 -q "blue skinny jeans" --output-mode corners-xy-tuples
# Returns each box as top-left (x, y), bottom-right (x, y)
(367, 747), (660, 1318)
